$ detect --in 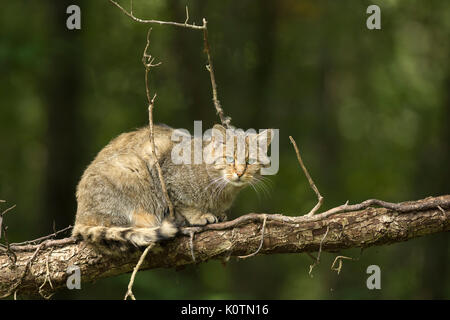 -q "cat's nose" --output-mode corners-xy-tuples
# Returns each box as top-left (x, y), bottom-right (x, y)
(235, 165), (245, 177)
(235, 171), (244, 178)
